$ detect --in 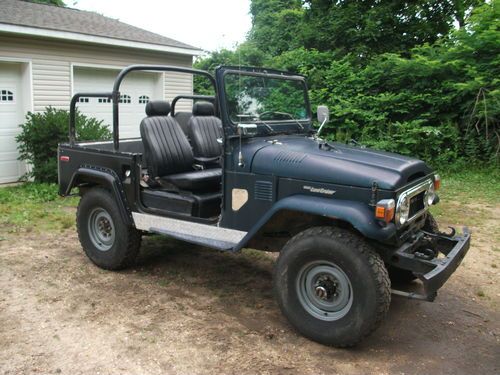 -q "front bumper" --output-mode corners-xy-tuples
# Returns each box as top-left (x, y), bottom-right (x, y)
(389, 227), (471, 301)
